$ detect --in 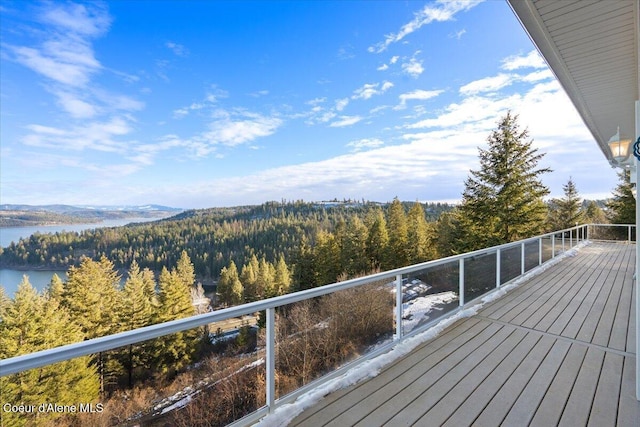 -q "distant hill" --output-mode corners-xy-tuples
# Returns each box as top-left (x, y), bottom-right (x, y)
(0, 204), (183, 227)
